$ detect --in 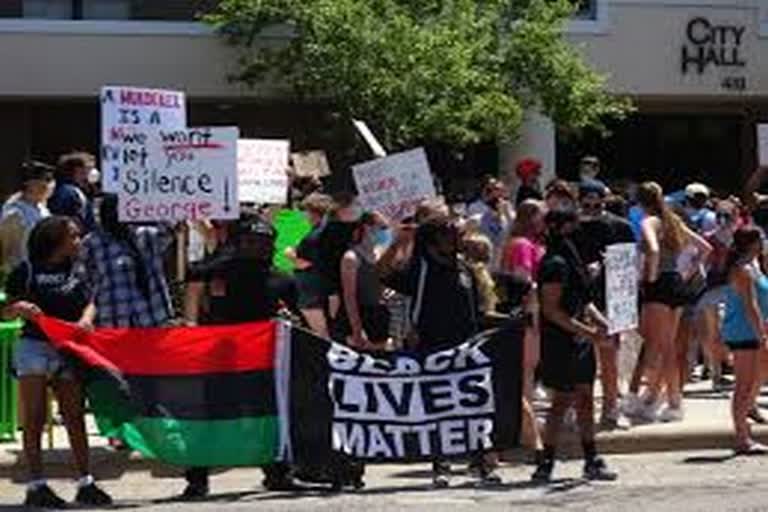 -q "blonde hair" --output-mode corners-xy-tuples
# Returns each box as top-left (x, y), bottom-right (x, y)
(637, 181), (686, 252)
(462, 233), (498, 313)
